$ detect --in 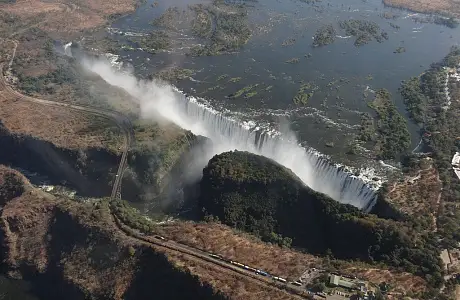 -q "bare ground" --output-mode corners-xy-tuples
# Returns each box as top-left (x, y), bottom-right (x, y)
(0, 75), (123, 152)
(385, 161), (441, 230)
(160, 221), (427, 294)
(0, 166), (304, 300)
(383, 0), (460, 18)
(0, 0), (138, 37)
